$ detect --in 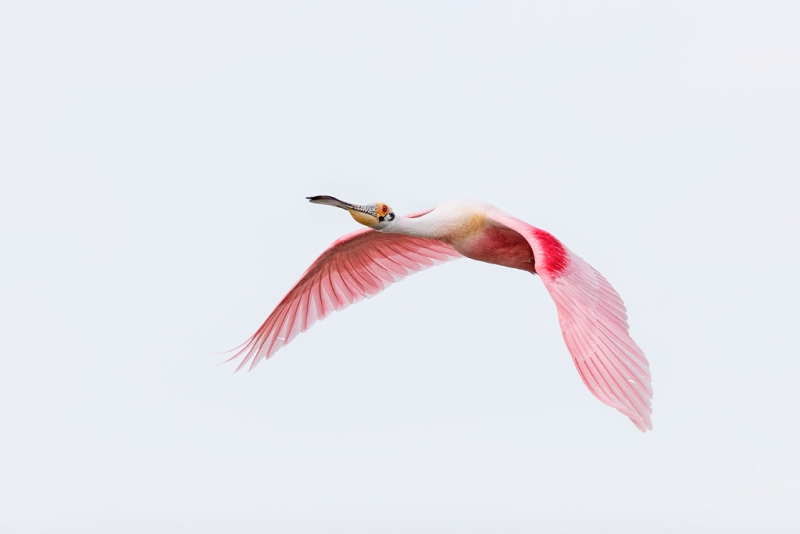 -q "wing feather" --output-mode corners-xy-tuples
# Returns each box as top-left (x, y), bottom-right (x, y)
(229, 222), (461, 370)
(489, 212), (653, 431)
